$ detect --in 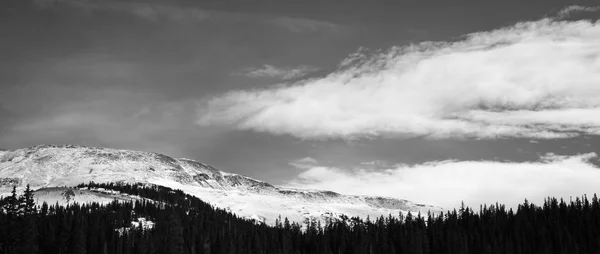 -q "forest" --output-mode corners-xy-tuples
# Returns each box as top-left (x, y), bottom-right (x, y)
(1, 182), (600, 254)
